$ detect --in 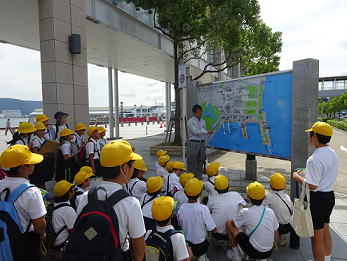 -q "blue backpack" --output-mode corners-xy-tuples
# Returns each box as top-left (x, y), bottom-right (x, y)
(0, 183), (34, 261)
